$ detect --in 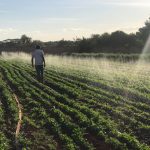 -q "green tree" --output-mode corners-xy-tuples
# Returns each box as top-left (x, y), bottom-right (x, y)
(20, 34), (32, 44)
(136, 18), (150, 43)
(110, 31), (128, 48)
(77, 37), (92, 52)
